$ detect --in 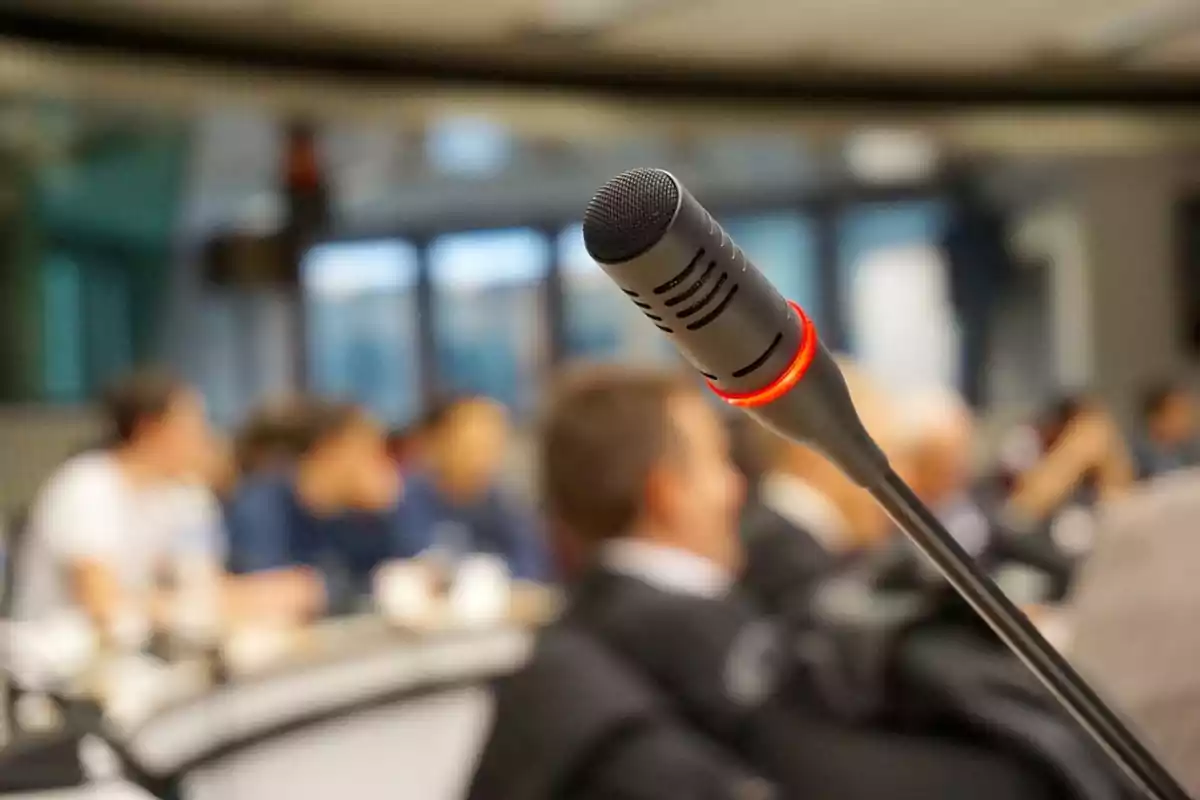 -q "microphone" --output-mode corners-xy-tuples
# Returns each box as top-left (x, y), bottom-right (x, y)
(583, 168), (887, 487)
(581, 168), (1188, 800)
